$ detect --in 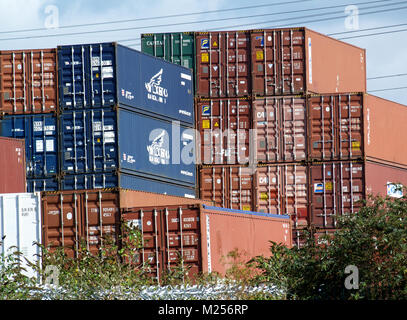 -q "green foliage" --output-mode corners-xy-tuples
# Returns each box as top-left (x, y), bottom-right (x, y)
(251, 193), (407, 300)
